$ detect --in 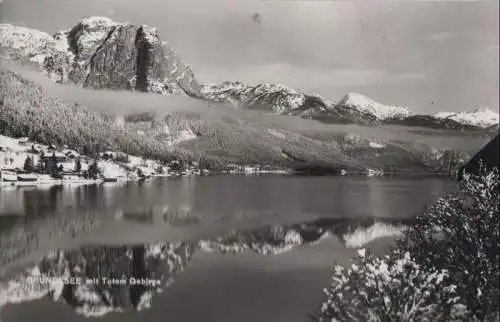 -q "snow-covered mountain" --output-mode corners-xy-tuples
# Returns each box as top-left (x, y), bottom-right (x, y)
(201, 84), (414, 125)
(434, 108), (499, 129)
(1, 17), (496, 132)
(200, 82), (384, 125)
(201, 81), (317, 114)
(336, 93), (413, 120)
(0, 16), (201, 96)
(202, 82), (497, 131)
